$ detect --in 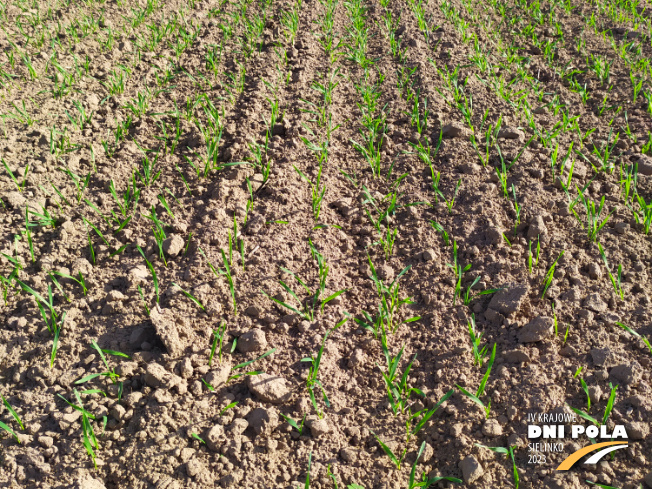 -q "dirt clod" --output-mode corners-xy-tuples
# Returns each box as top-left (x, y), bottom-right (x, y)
(247, 373), (290, 404)
(459, 455), (484, 484)
(518, 316), (554, 343)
